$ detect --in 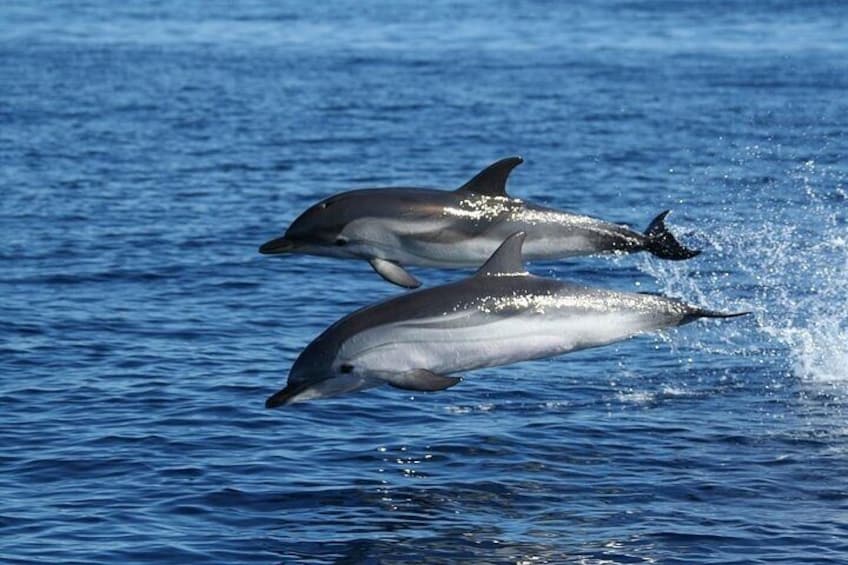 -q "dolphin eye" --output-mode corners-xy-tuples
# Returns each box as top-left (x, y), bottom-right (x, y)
(340, 364), (354, 374)
(335, 237), (348, 247)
